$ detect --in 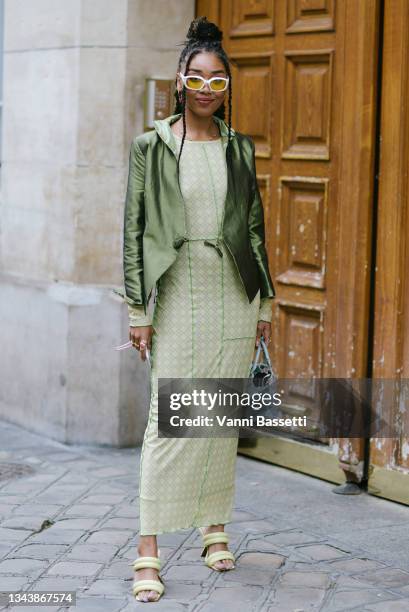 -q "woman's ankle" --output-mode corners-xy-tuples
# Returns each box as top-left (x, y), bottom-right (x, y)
(137, 535), (158, 557)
